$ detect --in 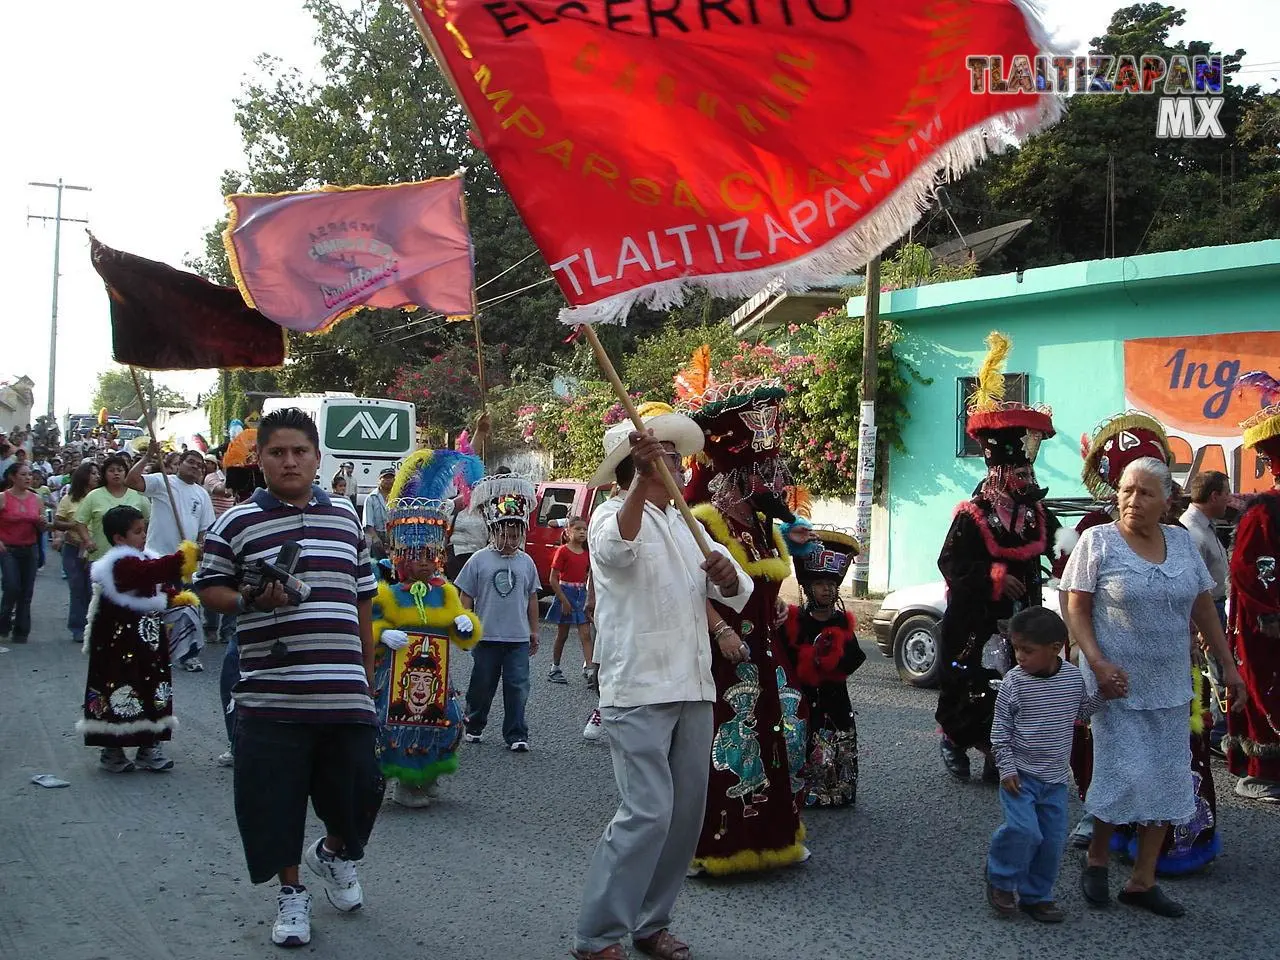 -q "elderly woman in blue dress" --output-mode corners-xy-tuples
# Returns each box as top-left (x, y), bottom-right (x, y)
(1061, 457), (1246, 918)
